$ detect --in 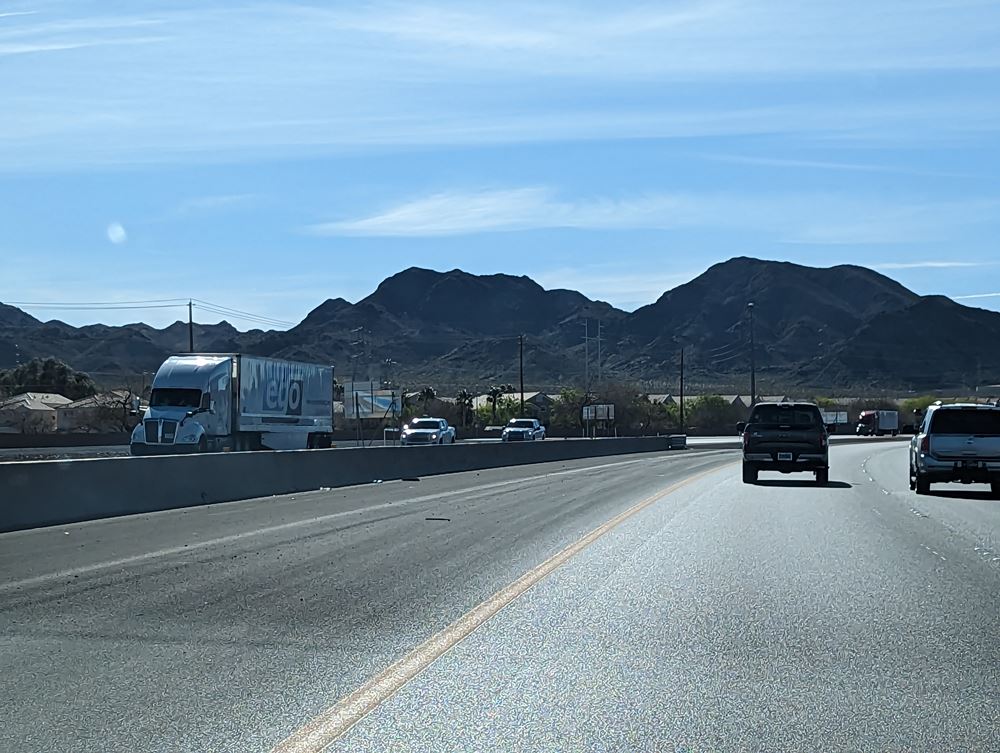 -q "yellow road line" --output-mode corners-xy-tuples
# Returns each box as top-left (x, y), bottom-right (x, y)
(269, 462), (729, 753)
